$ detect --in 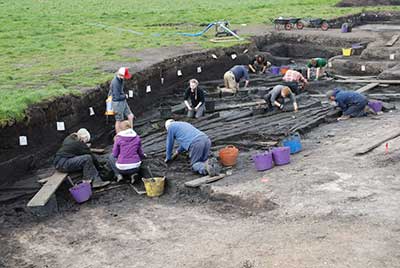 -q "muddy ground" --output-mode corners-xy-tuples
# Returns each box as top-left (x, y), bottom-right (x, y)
(2, 15), (400, 267)
(1, 106), (400, 268)
(336, 0), (400, 7)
